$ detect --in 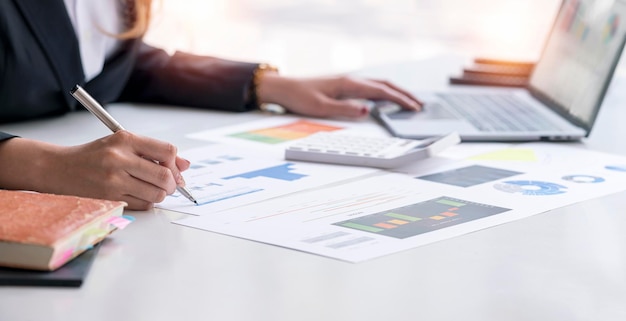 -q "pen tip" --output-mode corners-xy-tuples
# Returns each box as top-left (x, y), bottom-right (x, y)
(193, 200), (199, 206)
